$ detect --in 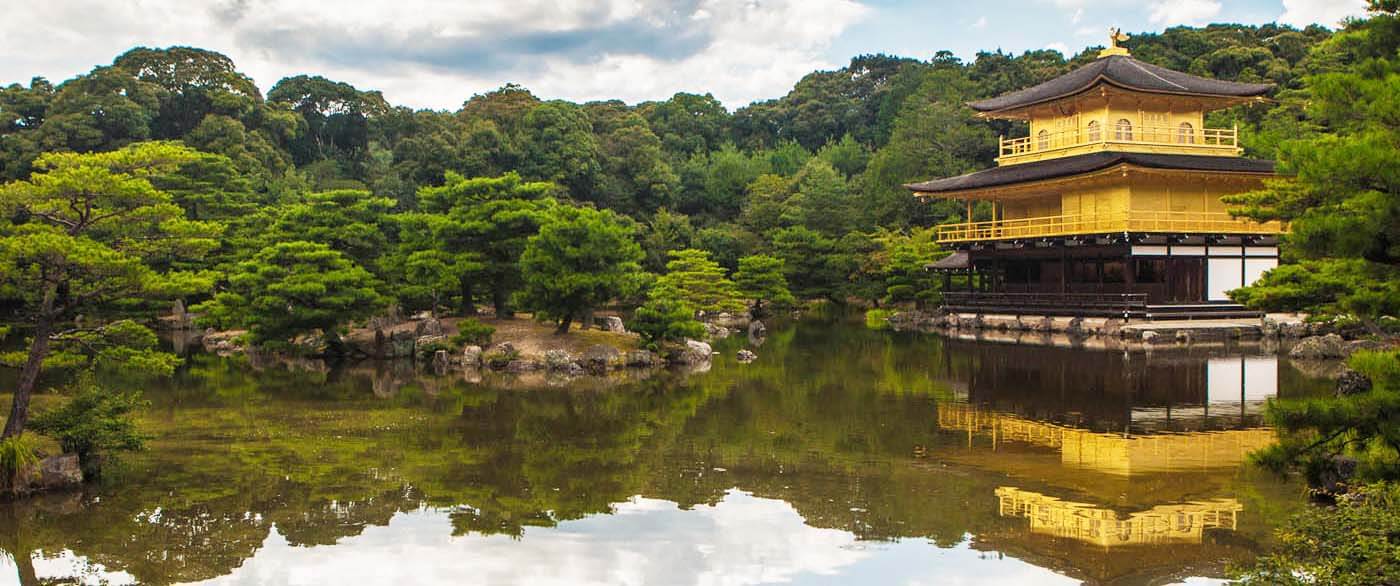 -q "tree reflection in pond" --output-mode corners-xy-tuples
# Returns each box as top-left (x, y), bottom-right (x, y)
(0, 319), (1329, 585)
